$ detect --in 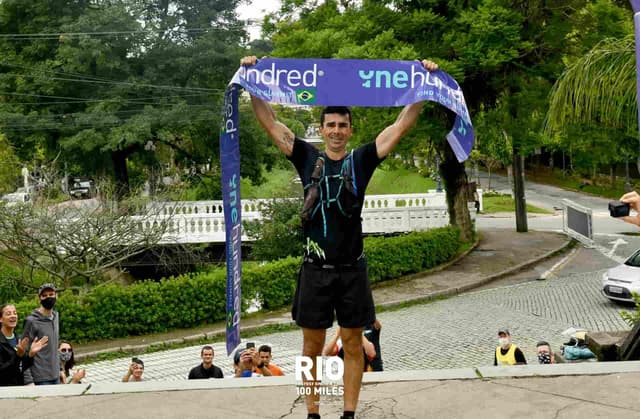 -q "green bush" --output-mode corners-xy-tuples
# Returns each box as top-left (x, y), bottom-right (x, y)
(365, 226), (460, 283)
(12, 226), (463, 343)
